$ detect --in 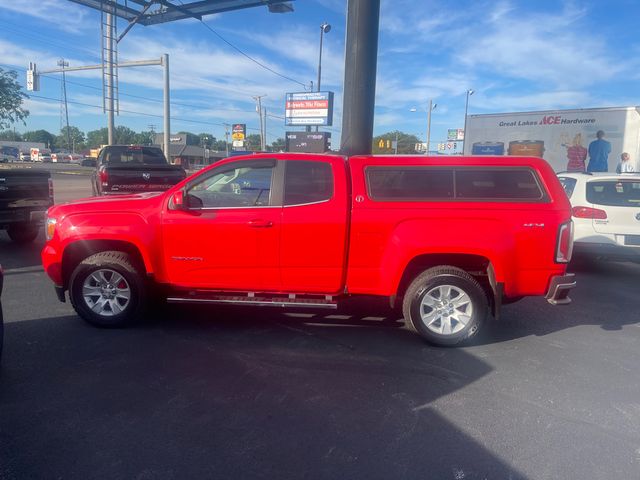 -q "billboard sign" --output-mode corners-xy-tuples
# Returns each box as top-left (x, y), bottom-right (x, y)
(231, 124), (246, 141)
(464, 107), (640, 172)
(285, 132), (331, 153)
(285, 92), (334, 126)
